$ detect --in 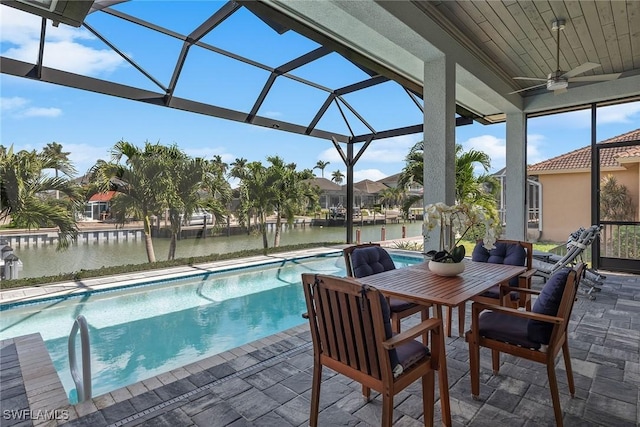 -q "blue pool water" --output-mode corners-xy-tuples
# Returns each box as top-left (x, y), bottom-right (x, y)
(0, 252), (421, 402)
